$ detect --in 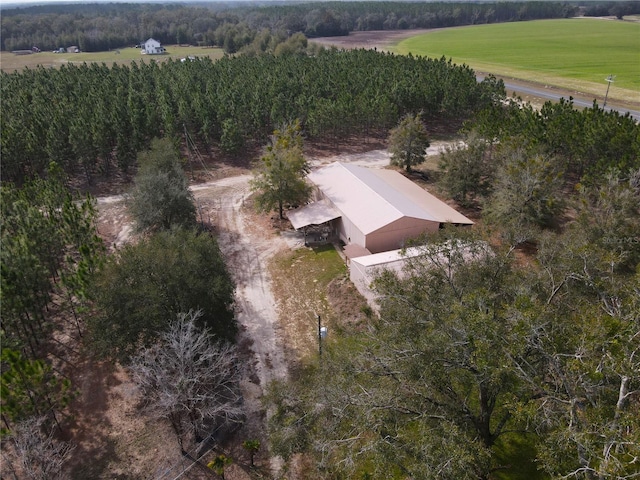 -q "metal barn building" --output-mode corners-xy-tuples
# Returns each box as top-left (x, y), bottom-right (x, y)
(288, 162), (473, 255)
